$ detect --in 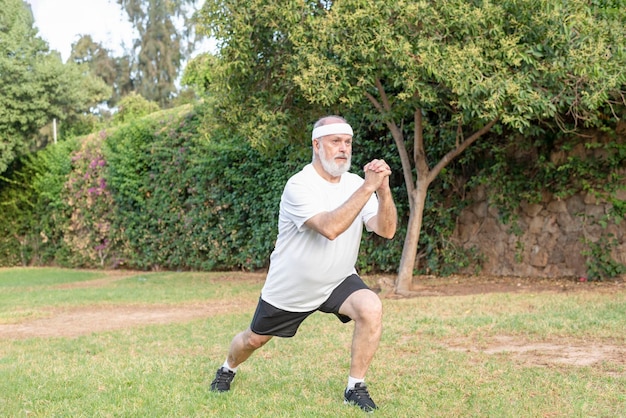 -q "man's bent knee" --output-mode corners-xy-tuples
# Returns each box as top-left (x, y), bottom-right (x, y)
(340, 289), (383, 322)
(244, 329), (272, 350)
(359, 296), (383, 322)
